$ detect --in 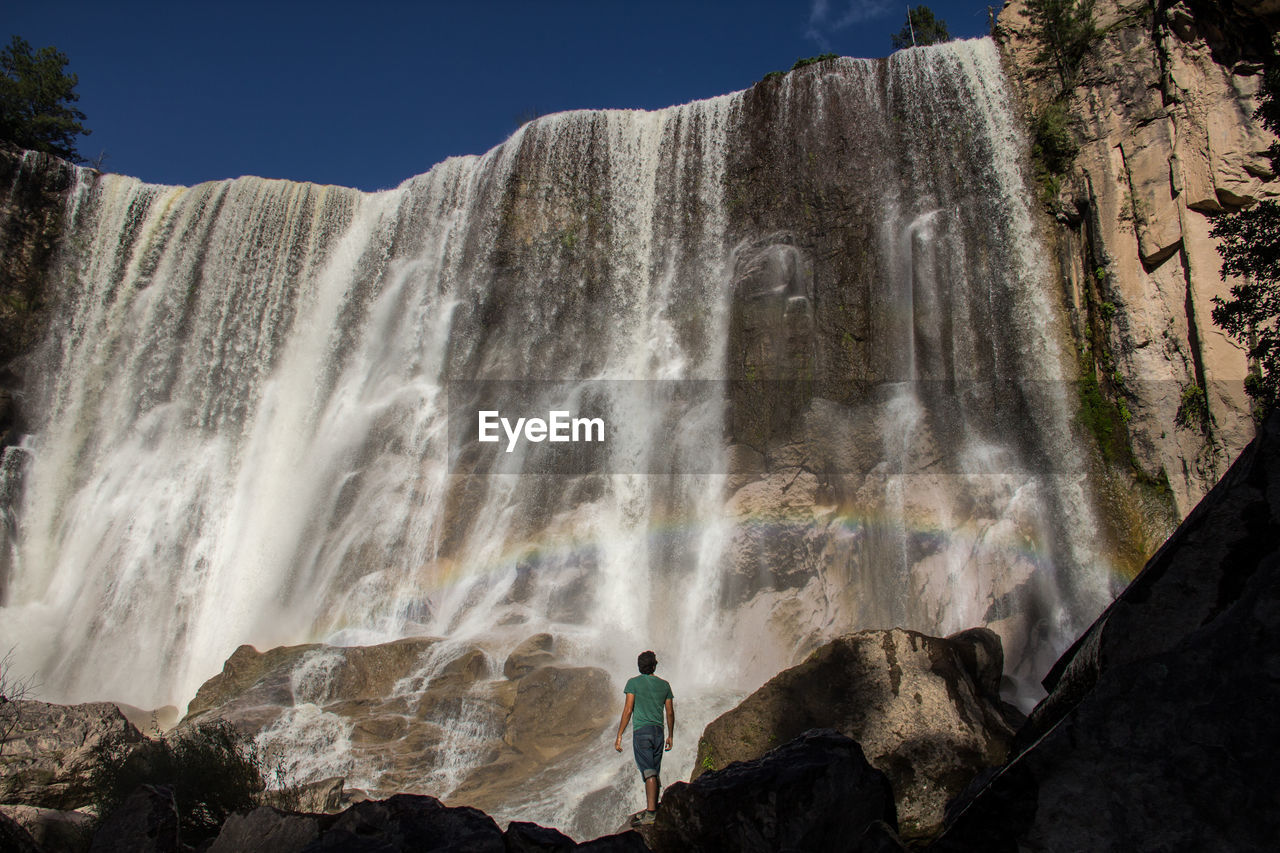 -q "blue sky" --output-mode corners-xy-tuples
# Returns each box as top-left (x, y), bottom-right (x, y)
(9, 1), (999, 191)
